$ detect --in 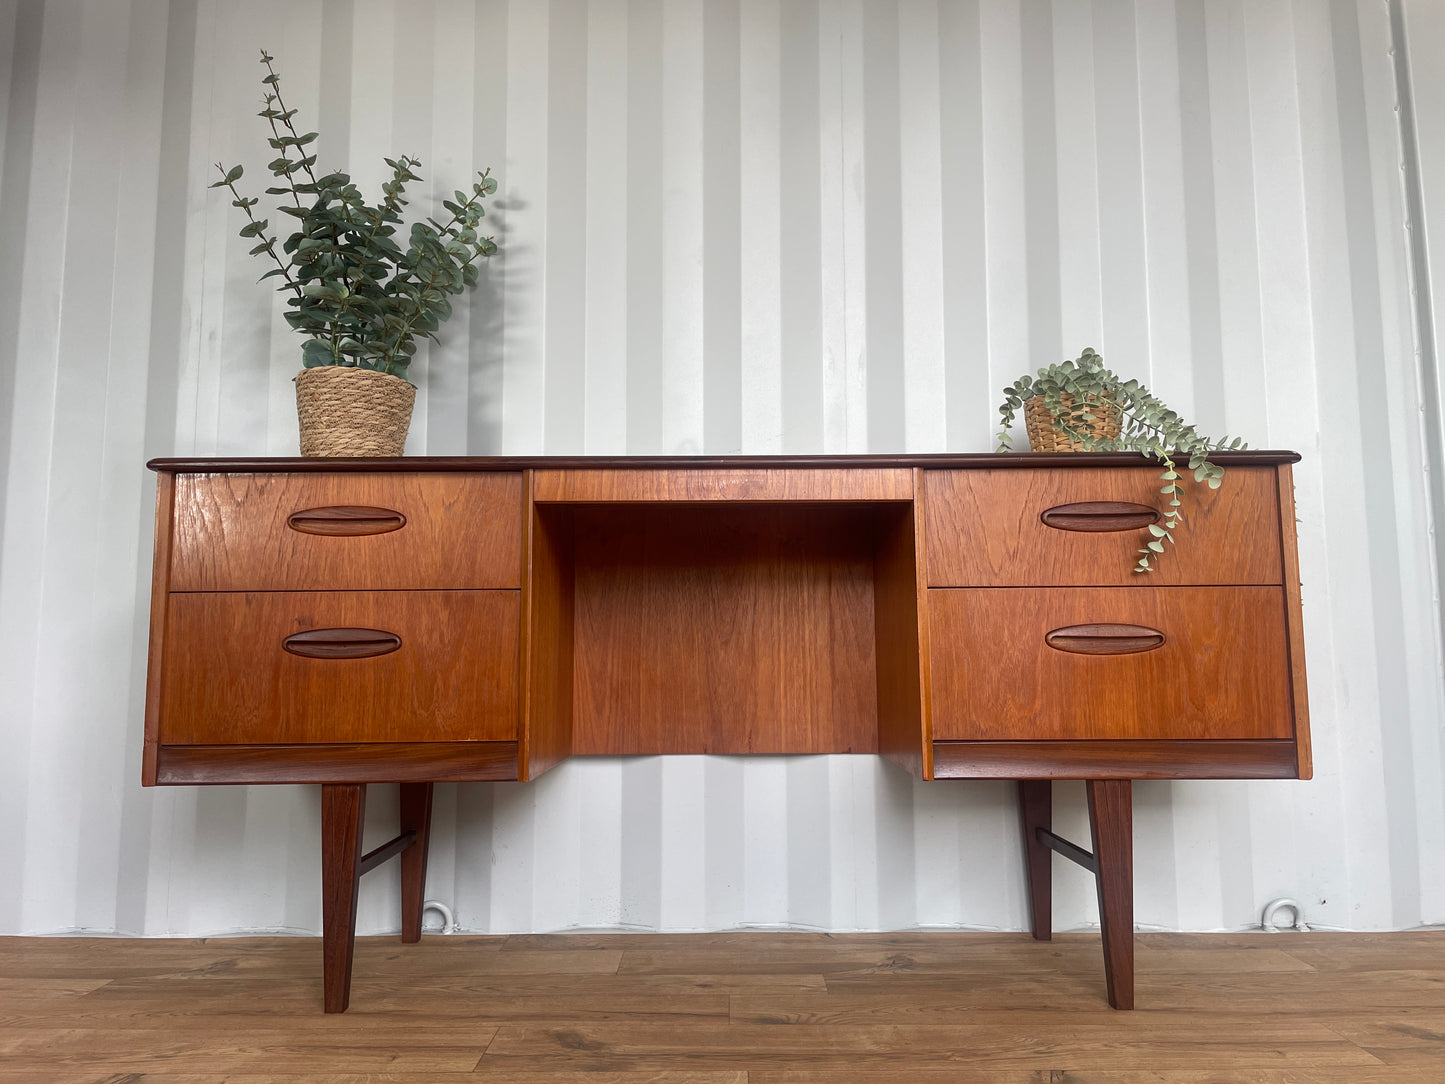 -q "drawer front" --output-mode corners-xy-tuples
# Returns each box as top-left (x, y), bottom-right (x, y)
(924, 467), (1282, 586)
(928, 587), (1294, 741)
(170, 472), (522, 590)
(160, 591), (519, 744)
